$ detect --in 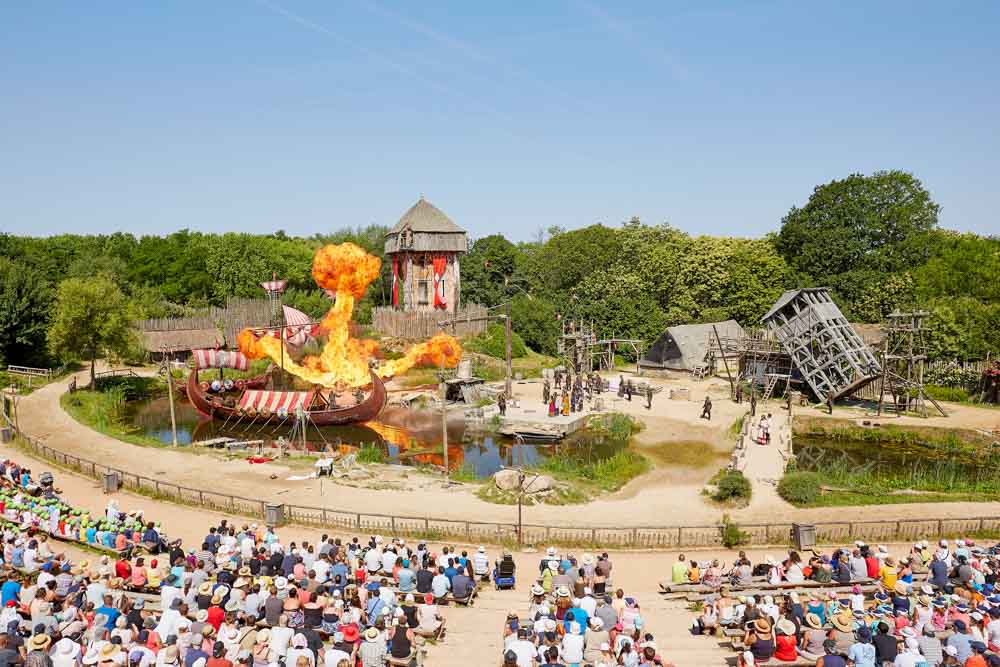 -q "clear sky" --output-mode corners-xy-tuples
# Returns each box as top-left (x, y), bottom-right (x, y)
(2, 1), (997, 241)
